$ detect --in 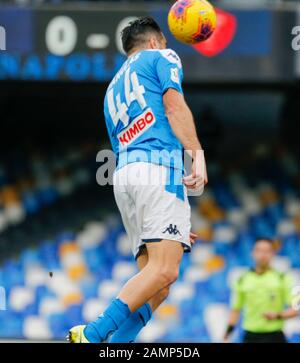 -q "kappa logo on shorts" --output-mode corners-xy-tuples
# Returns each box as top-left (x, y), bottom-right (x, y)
(162, 224), (182, 236)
